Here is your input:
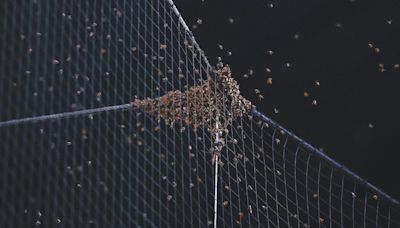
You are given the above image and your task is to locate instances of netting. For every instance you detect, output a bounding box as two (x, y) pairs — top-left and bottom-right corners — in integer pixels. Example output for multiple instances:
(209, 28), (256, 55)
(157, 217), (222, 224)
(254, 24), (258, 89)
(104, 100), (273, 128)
(0, 0), (399, 227)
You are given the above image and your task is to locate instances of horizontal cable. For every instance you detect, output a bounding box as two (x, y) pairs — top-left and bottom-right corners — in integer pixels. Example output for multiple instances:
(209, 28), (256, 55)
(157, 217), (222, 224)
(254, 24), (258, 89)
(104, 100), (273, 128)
(0, 103), (132, 128)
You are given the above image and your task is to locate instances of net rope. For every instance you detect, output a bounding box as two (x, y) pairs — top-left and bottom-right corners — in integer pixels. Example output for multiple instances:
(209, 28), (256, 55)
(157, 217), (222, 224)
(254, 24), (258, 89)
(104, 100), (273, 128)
(0, 0), (399, 227)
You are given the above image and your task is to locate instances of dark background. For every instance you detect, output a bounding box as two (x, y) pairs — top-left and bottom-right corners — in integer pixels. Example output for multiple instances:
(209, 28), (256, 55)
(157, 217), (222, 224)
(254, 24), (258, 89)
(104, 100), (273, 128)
(175, 0), (400, 199)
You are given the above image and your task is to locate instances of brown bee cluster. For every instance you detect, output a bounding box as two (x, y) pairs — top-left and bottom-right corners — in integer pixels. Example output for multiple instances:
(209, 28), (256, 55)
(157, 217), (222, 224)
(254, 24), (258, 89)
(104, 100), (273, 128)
(131, 65), (254, 134)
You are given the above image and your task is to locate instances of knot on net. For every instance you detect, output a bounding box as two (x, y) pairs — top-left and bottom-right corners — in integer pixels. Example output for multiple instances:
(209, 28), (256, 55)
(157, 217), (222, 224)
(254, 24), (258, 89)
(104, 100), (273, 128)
(132, 65), (254, 136)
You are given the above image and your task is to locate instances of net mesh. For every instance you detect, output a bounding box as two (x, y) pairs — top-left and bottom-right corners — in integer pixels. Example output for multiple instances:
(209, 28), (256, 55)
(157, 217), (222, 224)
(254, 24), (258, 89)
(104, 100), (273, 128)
(0, 0), (399, 227)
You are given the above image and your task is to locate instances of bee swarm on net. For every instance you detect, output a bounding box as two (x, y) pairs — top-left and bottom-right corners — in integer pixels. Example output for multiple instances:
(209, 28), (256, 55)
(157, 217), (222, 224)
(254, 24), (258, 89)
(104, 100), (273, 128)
(131, 65), (254, 136)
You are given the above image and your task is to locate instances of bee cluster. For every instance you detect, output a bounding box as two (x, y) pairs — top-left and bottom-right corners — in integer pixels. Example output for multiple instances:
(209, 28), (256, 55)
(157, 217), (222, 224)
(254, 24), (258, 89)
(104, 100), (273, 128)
(132, 65), (254, 137)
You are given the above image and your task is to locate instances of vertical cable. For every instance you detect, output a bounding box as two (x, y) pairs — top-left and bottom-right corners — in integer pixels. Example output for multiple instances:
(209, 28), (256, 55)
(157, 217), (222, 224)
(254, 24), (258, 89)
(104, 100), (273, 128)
(213, 119), (222, 228)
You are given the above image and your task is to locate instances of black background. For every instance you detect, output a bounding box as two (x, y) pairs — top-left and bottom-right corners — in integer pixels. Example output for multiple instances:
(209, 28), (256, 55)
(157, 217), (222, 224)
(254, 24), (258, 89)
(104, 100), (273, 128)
(175, 0), (400, 199)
